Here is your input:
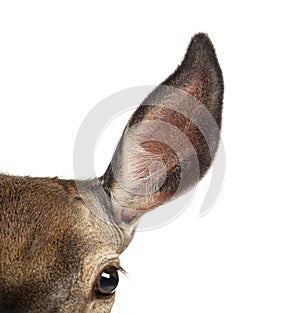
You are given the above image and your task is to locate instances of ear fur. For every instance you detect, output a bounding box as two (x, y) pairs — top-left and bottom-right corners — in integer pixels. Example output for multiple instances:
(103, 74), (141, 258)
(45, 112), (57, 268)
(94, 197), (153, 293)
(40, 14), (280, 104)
(102, 33), (224, 225)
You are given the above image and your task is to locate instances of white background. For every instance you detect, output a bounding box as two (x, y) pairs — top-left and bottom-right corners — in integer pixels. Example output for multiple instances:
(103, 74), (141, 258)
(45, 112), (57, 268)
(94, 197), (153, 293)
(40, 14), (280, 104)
(1, 1), (300, 312)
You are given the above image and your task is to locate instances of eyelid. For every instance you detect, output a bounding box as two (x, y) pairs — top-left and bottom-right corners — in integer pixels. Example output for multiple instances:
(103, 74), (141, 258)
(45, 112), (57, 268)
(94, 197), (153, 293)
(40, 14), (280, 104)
(94, 254), (120, 269)
(87, 254), (127, 281)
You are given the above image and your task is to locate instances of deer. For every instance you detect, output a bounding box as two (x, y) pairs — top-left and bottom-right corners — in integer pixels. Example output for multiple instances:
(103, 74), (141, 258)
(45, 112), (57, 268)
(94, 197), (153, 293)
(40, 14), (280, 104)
(0, 33), (223, 313)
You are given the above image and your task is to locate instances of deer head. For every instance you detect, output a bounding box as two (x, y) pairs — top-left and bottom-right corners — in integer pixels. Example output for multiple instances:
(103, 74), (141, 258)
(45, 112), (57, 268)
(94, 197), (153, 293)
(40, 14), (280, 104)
(0, 33), (223, 313)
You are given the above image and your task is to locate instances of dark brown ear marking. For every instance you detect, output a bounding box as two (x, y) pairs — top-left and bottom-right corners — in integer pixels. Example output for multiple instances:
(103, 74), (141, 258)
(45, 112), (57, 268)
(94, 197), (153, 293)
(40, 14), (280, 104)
(103, 33), (223, 225)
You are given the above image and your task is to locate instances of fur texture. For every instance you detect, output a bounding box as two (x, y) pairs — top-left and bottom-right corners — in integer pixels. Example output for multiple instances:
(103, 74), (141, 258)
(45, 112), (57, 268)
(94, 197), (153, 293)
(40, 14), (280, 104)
(0, 33), (223, 312)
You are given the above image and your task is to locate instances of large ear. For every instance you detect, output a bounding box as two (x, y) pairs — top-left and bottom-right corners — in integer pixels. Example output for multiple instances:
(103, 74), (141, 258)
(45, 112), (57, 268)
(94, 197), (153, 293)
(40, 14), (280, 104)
(102, 33), (223, 225)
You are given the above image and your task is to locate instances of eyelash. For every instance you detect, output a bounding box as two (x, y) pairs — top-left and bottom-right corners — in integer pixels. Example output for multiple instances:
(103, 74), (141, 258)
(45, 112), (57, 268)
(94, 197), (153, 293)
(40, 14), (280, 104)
(118, 266), (127, 276)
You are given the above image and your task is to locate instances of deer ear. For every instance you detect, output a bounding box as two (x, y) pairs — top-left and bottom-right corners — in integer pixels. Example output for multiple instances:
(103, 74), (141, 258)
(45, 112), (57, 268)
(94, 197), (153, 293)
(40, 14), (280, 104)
(102, 33), (224, 226)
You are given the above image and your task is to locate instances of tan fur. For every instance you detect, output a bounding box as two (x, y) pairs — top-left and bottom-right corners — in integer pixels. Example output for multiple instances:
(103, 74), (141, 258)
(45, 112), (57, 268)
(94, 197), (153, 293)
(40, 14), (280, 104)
(0, 175), (130, 312)
(0, 33), (223, 312)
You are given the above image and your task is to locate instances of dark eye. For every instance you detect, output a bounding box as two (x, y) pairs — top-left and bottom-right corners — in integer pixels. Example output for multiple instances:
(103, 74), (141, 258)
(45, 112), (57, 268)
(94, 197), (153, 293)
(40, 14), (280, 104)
(94, 267), (119, 297)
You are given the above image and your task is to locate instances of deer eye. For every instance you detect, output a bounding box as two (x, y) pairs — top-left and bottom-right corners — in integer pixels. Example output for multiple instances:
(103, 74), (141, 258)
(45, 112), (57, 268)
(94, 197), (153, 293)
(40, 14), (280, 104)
(94, 267), (119, 297)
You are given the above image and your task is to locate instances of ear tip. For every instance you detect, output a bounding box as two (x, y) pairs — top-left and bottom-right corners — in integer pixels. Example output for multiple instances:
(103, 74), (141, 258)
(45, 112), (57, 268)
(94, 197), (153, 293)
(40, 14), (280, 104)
(183, 32), (222, 79)
(188, 32), (216, 55)
(191, 32), (211, 42)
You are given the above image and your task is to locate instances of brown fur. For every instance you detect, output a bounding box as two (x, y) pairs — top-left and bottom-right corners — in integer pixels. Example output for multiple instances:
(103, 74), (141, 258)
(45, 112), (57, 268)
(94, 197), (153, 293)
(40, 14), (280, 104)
(0, 175), (130, 312)
(0, 33), (223, 312)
